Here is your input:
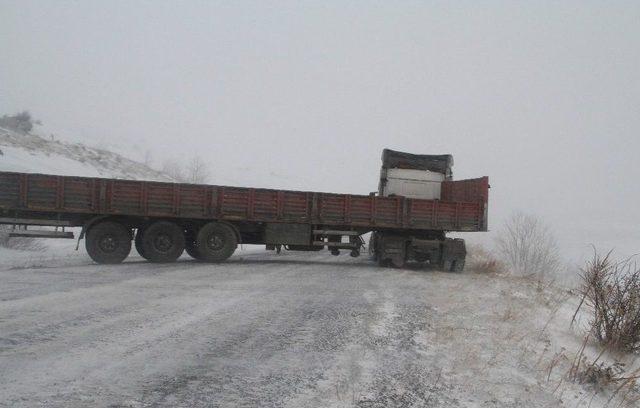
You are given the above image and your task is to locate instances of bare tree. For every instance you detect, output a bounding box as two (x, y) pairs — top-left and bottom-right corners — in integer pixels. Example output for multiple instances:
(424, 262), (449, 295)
(186, 155), (210, 184)
(496, 211), (561, 288)
(161, 156), (210, 183)
(161, 159), (186, 182)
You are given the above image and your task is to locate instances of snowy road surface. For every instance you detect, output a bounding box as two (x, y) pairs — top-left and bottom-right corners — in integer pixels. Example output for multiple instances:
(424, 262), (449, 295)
(1, 248), (570, 407)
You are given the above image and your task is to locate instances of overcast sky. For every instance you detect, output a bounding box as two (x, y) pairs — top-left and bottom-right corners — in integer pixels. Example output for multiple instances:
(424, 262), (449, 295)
(1, 1), (639, 262)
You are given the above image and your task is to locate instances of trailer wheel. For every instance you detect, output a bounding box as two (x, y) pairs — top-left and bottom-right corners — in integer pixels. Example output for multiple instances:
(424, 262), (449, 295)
(134, 228), (151, 260)
(183, 228), (203, 260)
(195, 222), (238, 262)
(86, 221), (132, 264)
(140, 221), (185, 263)
(185, 241), (202, 260)
(368, 233), (379, 261)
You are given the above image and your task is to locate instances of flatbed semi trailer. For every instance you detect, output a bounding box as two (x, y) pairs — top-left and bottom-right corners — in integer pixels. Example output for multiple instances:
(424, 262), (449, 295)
(0, 150), (489, 269)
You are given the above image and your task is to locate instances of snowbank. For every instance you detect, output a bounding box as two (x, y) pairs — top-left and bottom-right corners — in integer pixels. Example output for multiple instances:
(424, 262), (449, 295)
(0, 126), (171, 181)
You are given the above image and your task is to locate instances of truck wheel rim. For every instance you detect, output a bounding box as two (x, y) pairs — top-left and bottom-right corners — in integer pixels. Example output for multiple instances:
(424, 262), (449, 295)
(99, 235), (118, 253)
(153, 234), (173, 253)
(206, 234), (224, 251)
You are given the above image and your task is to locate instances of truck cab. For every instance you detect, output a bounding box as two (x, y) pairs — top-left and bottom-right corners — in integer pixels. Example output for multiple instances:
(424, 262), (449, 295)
(371, 149), (471, 270)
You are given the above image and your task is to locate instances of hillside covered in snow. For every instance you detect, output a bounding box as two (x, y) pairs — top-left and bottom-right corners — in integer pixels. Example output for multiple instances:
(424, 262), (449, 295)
(0, 125), (172, 181)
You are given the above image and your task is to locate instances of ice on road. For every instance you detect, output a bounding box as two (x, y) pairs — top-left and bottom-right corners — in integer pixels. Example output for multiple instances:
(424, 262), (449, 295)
(1, 248), (564, 407)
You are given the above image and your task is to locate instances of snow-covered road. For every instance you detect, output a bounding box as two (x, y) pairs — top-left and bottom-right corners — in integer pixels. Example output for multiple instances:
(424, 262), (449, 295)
(1, 248), (578, 407)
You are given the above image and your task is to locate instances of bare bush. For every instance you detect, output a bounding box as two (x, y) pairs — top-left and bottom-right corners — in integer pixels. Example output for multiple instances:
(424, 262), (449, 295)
(496, 211), (560, 287)
(161, 156), (210, 184)
(0, 225), (47, 251)
(573, 250), (640, 353)
(161, 159), (186, 182)
(0, 111), (38, 133)
(186, 156), (210, 184)
(466, 244), (505, 274)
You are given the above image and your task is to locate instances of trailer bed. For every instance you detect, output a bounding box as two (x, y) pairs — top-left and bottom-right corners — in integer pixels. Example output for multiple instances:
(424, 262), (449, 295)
(0, 172), (488, 232)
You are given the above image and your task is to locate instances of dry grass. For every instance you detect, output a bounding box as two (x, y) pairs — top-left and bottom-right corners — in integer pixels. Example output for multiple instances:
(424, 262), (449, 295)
(564, 333), (640, 406)
(557, 250), (640, 406)
(466, 244), (505, 274)
(573, 250), (640, 353)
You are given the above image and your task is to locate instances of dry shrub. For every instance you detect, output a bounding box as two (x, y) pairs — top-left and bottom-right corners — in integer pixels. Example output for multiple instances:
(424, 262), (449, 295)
(573, 250), (640, 353)
(566, 334), (640, 404)
(0, 111), (36, 133)
(161, 155), (210, 183)
(496, 211), (561, 288)
(466, 244), (505, 274)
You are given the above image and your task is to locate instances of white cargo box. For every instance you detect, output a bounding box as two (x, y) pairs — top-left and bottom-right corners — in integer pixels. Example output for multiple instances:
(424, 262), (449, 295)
(383, 168), (444, 200)
(386, 168), (445, 182)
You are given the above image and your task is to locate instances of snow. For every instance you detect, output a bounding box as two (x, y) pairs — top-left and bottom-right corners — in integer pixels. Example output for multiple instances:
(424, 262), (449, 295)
(1, 245), (637, 407)
(0, 125), (333, 192)
(0, 126), (171, 181)
(0, 145), (104, 178)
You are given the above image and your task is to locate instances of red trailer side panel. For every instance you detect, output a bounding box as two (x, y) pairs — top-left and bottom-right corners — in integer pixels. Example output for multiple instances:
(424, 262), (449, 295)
(0, 172), (488, 232)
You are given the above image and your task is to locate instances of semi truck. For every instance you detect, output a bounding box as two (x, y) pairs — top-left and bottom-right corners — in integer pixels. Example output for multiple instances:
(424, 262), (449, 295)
(0, 149), (489, 270)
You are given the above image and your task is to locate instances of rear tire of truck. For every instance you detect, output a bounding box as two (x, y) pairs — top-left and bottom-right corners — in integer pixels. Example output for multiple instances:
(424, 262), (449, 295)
(140, 221), (185, 263)
(368, 233), (379, 261)
(86, 221), (132, 264)
(134, 228), (150, 260)
(184, 228), (203, 260)
(195, 222), (238, 262)
(185, 241), (202, 260)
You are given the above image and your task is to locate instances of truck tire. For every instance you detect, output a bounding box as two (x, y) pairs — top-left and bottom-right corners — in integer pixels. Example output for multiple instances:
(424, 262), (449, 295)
(185, 242), (200, 259)
(134, 228), (150, 260)
(86, 221), (132, 264)
(195, 222), (238, 262)
(139, 221), (185, 263)
(368, 233), (379, 261)
(184, 228), (205, 260)
(185, 240), (202, 260)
